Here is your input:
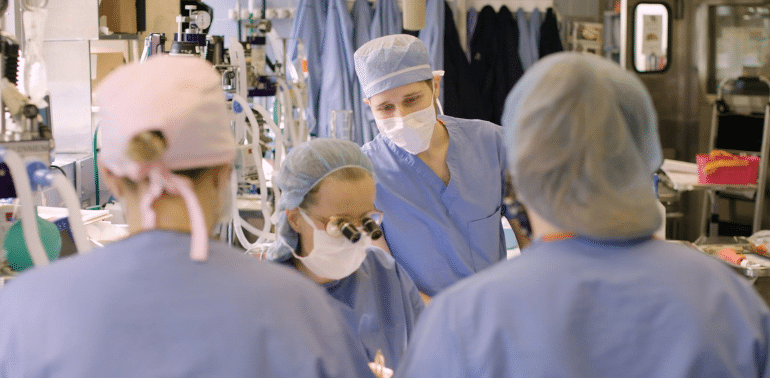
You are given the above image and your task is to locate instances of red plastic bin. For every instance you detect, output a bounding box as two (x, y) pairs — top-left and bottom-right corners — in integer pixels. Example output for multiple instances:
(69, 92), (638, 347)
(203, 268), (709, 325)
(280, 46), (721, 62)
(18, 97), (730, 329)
(697, 152), (760, 185)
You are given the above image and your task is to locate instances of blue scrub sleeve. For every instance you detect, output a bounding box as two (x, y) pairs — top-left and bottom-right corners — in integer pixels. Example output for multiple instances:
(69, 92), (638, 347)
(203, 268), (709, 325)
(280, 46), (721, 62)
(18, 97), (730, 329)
(395, 296), (466, 377)
(497, 125), (508, 208)
(0, 291), (18, 375)
(395, 260), (426, 319)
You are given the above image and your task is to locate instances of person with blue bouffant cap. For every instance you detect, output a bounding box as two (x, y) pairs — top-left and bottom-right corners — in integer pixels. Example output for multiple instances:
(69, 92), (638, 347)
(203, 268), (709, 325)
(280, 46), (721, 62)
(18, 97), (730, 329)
(396, 52), (770, 377)
(267, 138), (424, 373)
(354, 34), (529, 301)
(0, 55), (377, 378)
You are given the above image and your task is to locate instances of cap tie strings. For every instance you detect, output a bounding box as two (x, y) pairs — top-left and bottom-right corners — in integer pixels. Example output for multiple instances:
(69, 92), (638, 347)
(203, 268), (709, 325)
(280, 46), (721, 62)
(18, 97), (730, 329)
(140, 166), (209, 261)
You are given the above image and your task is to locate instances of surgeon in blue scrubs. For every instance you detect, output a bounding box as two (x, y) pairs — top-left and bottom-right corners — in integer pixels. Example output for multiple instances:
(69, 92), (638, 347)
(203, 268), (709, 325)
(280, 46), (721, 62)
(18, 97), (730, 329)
(267, 138), (424, 372)
(396, 52), (770, 377)
(354, 34), (528, 299)
(0, 56), (376, 378)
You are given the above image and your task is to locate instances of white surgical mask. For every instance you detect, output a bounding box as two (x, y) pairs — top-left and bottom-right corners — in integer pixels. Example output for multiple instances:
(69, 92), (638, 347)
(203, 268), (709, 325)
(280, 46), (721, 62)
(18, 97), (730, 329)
(293, 209), (369, 280)
(374, 101), (437, 155)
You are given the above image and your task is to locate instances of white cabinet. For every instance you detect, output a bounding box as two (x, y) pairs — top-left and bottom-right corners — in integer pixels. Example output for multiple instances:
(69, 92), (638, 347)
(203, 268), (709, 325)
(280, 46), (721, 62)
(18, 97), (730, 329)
(37, 0), (98, 154)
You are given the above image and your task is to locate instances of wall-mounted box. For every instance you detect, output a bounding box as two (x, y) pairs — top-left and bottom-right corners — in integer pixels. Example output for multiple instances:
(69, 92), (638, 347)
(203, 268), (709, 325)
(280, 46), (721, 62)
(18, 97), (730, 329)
(90, 51), (125, 92)
(99, 0), (138, 34)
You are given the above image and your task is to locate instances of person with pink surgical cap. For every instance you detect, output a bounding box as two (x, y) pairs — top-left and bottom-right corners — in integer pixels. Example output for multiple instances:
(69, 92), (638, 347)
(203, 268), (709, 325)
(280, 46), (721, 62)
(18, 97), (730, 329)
(0, 55), (376, 378)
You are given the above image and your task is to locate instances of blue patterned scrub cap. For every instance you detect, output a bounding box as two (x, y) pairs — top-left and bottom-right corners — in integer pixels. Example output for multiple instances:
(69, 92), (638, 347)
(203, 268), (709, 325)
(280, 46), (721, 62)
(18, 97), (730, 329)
(267, 138), (374, 261)
(354, 34), (434, 98)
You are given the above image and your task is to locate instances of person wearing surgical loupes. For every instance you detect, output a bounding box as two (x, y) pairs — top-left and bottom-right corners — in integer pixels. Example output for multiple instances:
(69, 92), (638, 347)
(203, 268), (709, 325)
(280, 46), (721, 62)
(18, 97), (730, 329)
(267, 138), (424, 373)
(354, 34), (530, 299)
(0, 56), (377, 378)
(396, 52), (770, 377)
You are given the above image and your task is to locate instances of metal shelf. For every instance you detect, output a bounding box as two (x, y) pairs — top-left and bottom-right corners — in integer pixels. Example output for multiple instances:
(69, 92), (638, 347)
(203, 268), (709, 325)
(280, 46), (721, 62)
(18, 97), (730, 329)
(98, 33), (140, 40)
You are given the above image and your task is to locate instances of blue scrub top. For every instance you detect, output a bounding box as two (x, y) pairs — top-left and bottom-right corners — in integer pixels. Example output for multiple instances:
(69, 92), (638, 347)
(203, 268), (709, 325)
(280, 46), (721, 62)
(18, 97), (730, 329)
(0, 231), (376, 378)
(396, 237), (770, 377)
(282, 247), (424, 370)
(362, 115), (508, 296)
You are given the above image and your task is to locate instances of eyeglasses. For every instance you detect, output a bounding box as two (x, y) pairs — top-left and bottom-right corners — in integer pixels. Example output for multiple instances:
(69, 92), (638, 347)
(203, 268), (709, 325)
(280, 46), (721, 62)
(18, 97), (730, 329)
(303, 210), (384, 243)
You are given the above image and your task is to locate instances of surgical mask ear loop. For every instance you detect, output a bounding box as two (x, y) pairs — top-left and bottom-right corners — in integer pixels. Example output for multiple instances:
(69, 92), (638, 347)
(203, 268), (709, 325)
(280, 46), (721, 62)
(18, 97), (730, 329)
(431, 72), (445, 115)
(431, 80), (444, 116)
(435, 98), (444, 116)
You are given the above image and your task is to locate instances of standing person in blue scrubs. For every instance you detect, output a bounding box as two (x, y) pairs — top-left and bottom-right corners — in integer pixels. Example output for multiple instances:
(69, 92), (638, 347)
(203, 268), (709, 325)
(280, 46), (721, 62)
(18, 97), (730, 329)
(396, 52), (770, 377)
(267, 138), (424, 373)
(354, 34), (528, 299)
(0, 56), (376, 378)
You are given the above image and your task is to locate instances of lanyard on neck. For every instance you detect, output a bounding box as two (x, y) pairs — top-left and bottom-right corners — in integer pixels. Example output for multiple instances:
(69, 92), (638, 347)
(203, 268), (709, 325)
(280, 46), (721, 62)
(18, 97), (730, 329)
(540, 232), (576, 243)
(540, 232), (657, 246)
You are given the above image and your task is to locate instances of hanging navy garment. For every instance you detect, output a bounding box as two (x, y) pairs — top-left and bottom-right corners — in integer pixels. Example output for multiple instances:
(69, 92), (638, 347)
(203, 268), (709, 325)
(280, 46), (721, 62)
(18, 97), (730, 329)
(469, 5), (498, 123)
(539, 7), (563, 57)
(493, 6), (524, 124)
(289, 0), (329, 136)
(443, 1), (481, 119)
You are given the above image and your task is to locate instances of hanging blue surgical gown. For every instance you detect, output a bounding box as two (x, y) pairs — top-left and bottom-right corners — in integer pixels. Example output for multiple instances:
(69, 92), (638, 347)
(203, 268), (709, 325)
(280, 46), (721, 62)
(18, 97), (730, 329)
(293, 0), (369, 144)
(351, 0), (375, 144)
(517, 8), (541, 70)
(466, 7), (479, 62)
(361, 115), (508, 296)
(396, 237), (770, 377)
(419, 0), (445, 104)
(318, 0), (358, 140)
(351, 0), (372, 50)
(281, 247), (424, 370)
(370, 0), (401, 40)
(0, 231), (376, 378)
(290, 0), (329, 136)
(361, 0), (403, 144)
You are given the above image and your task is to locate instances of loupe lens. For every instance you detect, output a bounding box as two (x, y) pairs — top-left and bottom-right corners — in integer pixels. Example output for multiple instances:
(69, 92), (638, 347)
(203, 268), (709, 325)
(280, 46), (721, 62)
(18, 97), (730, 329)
(362, 217), (382, 240)
(339, 222), (361, 243)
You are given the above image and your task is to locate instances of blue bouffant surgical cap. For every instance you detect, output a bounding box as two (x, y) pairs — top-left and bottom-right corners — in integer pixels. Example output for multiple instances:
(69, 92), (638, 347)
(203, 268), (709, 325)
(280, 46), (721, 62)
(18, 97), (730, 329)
(267, 138), (375, 261)
(501, 52), (663, 240)
(354, 34), (434, 98)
